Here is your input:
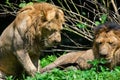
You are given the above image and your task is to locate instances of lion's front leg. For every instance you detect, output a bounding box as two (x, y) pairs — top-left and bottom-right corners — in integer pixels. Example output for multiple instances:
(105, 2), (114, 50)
(30, 56), (41, 71)
(15, 50), (37, 76)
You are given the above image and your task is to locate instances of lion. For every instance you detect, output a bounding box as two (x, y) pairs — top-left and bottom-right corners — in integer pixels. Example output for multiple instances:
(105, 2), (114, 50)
(0, 2), (64, 79)
(93, 22), (120, 69)
(40, 22), (120, 73)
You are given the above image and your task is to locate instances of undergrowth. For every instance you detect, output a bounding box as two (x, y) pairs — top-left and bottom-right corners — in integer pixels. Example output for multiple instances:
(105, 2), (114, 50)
(23, 68), (120, 80)
(6, 55), (120, 80)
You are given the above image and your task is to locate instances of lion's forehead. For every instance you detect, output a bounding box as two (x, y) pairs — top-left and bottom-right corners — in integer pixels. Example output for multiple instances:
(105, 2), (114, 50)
(49, 22), (63, 30)
(96, 31), (119, 43)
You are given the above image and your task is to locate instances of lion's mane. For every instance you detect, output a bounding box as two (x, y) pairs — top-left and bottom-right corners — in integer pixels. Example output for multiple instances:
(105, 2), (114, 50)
(93, 22), (120, 69)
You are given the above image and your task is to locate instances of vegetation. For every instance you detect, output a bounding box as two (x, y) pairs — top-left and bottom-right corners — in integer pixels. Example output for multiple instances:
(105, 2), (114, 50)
(24, 68), (120, 80)
(6, 55), (120, 80)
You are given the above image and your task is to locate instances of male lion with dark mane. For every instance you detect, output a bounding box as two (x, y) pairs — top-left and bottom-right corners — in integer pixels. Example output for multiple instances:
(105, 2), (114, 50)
(0, 2), (64, 79)
(93, 22), (120, 69)
(40, 22), (120, 73)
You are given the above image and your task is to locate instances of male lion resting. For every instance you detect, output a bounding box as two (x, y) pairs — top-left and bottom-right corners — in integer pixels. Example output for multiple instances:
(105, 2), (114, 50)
(0, 2), (64, 79)
(40, 22), (120, 73)
(93, 22), (120, 69)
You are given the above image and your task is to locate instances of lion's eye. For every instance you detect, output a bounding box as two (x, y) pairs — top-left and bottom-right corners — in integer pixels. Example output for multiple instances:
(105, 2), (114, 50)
(97, 42), (102, 45)
(51, 29), (57, 33)
(108, 42), (116, 46)
(108, 42), (113, 45)
(49, 30), (58, 36)
(48, 29), (57, 36)
(41, 16), (47, 22)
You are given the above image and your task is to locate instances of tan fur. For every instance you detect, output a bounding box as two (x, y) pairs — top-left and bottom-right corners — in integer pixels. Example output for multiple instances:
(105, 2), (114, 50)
(93, 26), (120, 69)
(40, 49), (94, 73)
(0, 2), (64, 78)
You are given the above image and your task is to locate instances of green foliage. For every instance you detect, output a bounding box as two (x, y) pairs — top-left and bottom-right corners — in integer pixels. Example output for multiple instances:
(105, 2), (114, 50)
(95, 14), (107, 26)
(6, 68), (120, 80)
(19, 1), (33, 8)
(22, 68), (120, 80)
(88, 58), (109, 72)
(76, 23), (87, 29)
(19, 0), (47, 8)
(5, 76), (14, 80)
(40, 55), (57, 67)
(6, 55), (120, 80)
(88, 58), (107, 67)
(5, 0), (10, 5)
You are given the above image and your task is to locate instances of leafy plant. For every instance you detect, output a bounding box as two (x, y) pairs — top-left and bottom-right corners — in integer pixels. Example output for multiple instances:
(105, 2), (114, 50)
(5, 0), (11, 5)
(19, 0), (47, 8)
(76, 23), (87, 29)
(19, 1), (33, 8)
(88, 58), (108, 71)
(95, 14), (107, 26)
(5, 76), (14, 80)
(40, 55), (57, 67)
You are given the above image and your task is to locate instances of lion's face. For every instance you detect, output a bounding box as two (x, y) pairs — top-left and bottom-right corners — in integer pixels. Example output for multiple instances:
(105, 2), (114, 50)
(19, 3), (65, 48)
(36, 5), (64, 47)
(41, 27), (62, 47)
(93, 23), (120, 65)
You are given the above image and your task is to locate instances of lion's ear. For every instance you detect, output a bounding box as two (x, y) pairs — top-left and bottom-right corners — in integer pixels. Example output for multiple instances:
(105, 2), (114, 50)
(56, 9), (64, 22)
(46, 9), (56, 21)
(18, 6), (34, 14)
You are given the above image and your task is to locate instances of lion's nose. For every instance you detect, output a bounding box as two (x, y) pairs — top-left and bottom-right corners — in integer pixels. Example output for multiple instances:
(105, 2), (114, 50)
(54, 33), (61, 43)
(99, 48), (108, 56)
(54, 37), (61, 44)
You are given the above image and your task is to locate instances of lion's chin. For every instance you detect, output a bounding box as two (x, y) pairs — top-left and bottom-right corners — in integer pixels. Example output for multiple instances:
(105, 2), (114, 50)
(44, 41), (60, 47)
(104, 58), (112, 63)
(44, 43), (56, 48)
(99, 55), (112, 63)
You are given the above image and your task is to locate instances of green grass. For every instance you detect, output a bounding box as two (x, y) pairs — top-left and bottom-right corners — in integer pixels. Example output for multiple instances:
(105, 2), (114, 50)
(6, 55), (120, 80)
(14, 67), (120, 80)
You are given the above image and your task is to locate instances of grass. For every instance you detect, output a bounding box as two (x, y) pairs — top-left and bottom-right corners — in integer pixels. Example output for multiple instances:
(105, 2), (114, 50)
(24, 68), (120, 80)
(10, 67), (120, 80)
(6, 54), (120, 80)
